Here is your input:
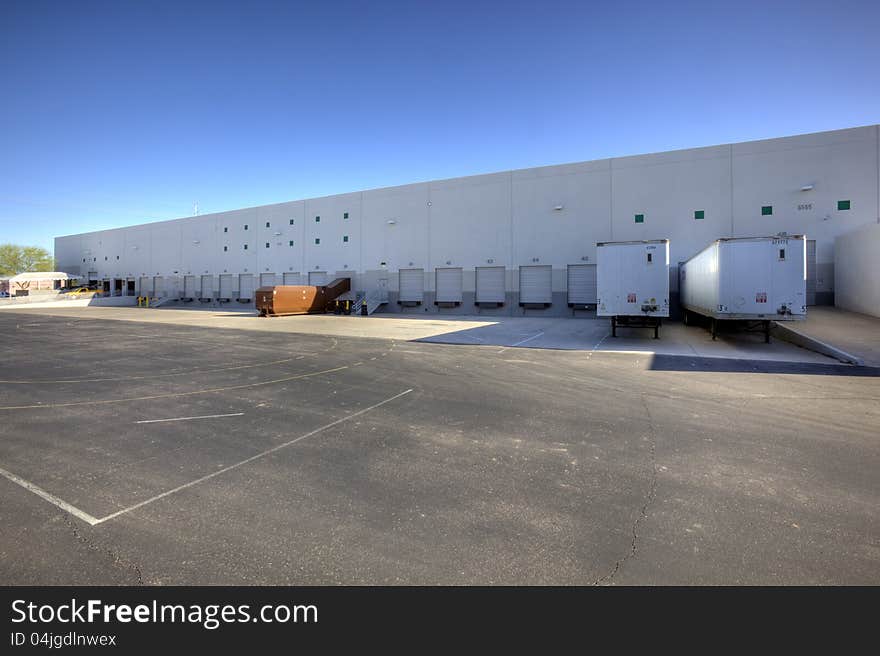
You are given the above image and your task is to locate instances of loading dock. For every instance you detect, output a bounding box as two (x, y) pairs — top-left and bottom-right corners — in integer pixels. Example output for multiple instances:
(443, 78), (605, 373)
(200, 275), (213, 301)
(567, 264), (597, 307)
(218, 274), (233, 302)
(238, 273), (255, 303)
(309, 271), (328, 286)
(519, 265), (552, 307)
(435, 267), (463, 305)
(183, 275), (197, 300)
(476, 266), (505, 306)
(260, 272), (276, 288)
(807, 239), (817, 306)
(398, 268), (424, 306)
(283, 272), (301, 285)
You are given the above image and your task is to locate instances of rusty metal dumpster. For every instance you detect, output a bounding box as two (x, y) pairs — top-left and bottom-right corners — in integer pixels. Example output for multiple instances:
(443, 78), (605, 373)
(256, 278), (351, 316)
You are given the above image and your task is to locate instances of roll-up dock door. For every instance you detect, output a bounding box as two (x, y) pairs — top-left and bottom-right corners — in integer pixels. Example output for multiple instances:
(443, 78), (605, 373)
(398, 268), (424, 304)
(218, 274), (233, 300)
(260, 272), (276, 288)
(283, 272), (301, 285)
(238, 273), (255, 302)
(153, 276), (165, 298)
(183, 275), (197, 298)
(567, 264), (597, 305)
(200, 275), (213, 299)
(519, 266), (552, 305)
(476, 266), (505, 305)
(308, 271), (328, 286)
(139, 277), (152, 296)
(806, 240), (817, 306)
(435, 267), (463, 304)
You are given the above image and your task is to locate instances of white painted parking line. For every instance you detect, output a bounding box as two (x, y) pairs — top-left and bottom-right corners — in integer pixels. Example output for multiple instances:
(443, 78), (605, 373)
(0, 365), (348, 411)
(135, 412), (245, 424)
(511, 331), (544, 347)
(591, 332), (611, 351)
(498, 330), (545, 353)
(1, 388), (414, 526)
(93, 388), (414, 525)
(0, 466), (100, 526)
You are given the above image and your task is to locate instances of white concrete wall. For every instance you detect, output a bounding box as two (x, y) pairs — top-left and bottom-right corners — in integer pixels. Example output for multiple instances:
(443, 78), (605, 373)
(56, 125), (880, 314)
(834, 223), (880, 318)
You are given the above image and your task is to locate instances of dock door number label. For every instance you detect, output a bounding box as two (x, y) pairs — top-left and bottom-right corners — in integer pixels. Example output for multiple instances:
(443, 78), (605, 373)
(756, 292), (767, 303)
(627, 293), (637, 303)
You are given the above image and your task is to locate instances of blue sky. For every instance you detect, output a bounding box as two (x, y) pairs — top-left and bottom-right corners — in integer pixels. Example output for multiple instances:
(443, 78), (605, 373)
(1, 0), (878, 253)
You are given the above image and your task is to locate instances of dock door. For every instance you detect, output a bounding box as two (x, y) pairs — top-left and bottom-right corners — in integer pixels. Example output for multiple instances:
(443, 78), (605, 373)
(398, 268), (424, 305)
(200, 275), (213, 300)
(238, 274), (255, 302)
(218, 274), (233, 301)
(519, 265), (552, 306)
(183, 275), (197, 298)
(435, 267), (463, 304)
(309, 271), (328, 286)
(567, 264), (597, 306)
(476, 266), (505, 305)
(806, 239), (817, 306)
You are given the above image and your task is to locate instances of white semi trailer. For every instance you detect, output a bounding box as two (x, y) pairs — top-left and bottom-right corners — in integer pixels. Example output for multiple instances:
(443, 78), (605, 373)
(679, 235), (807, 342)
(597, 239), (670, 339)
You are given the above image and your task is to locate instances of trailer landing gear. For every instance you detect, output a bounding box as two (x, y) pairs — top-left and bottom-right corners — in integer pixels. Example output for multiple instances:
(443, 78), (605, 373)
(706, 317), (771, 343)
(611, 315), (662, 339)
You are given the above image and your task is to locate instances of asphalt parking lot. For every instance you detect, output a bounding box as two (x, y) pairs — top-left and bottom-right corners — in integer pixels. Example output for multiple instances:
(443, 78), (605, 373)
(0, 309), (878, 585)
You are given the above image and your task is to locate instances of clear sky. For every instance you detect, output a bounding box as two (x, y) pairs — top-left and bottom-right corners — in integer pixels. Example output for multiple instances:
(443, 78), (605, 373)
(1, 0), (878, 253)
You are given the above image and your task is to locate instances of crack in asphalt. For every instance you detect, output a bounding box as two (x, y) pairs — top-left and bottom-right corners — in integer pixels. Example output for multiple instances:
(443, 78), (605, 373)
(593, 394), (659, 585)
(61, 515), (144, 584)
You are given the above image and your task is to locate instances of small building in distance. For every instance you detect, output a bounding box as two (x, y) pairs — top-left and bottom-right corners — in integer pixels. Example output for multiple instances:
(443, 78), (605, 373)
(1, 272), (81, 297)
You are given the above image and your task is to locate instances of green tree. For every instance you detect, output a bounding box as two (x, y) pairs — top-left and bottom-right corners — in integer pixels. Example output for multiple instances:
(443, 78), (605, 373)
(0, 244), (55, 276)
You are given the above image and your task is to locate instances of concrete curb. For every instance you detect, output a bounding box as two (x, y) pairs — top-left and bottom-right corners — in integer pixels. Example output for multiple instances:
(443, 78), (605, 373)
(0, 297), (137, 310)
(771, 322), (864, 365)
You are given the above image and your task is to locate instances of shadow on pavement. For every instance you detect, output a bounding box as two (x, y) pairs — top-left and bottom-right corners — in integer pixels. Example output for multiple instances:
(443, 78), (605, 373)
(648, 353), (880, 377)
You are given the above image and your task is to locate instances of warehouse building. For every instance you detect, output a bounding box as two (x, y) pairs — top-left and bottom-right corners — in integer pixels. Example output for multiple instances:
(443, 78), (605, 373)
(55, 125), (880, 316)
